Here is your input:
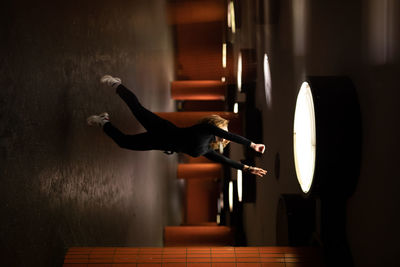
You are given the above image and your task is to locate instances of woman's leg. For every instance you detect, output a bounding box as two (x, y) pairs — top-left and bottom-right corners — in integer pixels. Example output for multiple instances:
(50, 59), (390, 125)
(116, 84), (177, 133)
(103, 122), (162, 151)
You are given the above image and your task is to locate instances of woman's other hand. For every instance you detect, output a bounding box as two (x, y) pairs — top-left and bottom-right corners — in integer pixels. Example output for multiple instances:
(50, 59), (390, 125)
(250, 167), (267, 177)
(250, 143), (266, 154)
(244, 165), (268, 178)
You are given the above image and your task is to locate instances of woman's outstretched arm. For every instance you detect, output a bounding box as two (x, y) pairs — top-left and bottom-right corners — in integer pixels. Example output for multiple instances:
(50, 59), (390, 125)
(203, 150), (267, 177)
(206, 124), (251, 146)
(206, 124), (266, 154)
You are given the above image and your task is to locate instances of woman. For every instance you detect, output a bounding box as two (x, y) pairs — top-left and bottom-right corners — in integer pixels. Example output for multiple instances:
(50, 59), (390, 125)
(87, 75), (267, 177)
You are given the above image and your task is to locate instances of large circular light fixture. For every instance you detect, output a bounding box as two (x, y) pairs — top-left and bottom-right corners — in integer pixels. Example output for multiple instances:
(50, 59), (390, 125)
(293, 76), (361, 196)
(293, 82), (316, 193)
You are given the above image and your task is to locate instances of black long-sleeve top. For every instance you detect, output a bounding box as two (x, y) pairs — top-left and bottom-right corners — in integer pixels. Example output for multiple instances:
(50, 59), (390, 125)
(169, 123), (252, 170)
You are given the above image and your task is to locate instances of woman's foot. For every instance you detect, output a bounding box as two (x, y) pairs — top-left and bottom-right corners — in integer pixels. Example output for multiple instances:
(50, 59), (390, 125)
(100, 75), (121, 88)
(87, 112), (110, 127)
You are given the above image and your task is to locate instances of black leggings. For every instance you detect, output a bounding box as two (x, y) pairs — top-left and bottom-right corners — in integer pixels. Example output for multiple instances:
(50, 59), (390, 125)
(103, 84), (177, 151)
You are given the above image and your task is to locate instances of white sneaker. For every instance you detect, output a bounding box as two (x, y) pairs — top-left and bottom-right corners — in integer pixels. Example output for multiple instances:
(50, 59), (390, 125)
(100, 75), (121, 88)
(87, 112), (110, 127)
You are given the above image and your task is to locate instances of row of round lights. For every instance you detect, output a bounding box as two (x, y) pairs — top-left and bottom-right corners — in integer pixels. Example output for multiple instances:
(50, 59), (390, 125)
(223, 1), (317, 199)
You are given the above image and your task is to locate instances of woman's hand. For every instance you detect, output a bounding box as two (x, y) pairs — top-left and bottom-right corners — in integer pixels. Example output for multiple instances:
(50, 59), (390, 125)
(250, 167), (267, 177)
(250, 143), (266, 154)
(244, 165), (268, 178)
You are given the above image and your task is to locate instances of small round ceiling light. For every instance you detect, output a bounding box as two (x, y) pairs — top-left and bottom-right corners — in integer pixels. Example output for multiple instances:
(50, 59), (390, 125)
(237, 52), (242, 92)
(227, 1), (236, 33)
(237, 170), (243, 202)
(233, 103), (239, 113)
(222, 43), (227, 68)
(229, 181), (234, 212)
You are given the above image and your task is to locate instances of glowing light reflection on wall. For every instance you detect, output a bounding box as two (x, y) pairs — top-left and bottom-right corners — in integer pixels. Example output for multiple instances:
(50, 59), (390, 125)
(263, 53), (272, 109)
(292, 0), (307, 56)
(217, 192), (223, 213)
(366, 0), (399, 64)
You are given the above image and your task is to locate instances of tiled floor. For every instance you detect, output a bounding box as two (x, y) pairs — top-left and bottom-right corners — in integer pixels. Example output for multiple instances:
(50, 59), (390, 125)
(63, 247), (324, 267)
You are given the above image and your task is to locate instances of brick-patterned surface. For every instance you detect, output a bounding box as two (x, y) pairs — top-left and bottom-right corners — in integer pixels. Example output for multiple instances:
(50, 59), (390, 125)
(63, 247), (324, 267)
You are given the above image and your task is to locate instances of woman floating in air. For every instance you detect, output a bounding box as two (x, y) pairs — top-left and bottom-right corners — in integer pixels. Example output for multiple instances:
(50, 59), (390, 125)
(87, 75), (268, 177)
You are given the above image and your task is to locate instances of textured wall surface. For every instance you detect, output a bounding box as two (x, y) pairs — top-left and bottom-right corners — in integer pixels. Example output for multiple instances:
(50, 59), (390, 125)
(240, 1), (400, 267)
(0, 0), (182, 266)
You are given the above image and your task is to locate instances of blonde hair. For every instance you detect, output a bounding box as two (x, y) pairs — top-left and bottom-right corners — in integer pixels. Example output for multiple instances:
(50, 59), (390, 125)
(198, 115), (230, 150)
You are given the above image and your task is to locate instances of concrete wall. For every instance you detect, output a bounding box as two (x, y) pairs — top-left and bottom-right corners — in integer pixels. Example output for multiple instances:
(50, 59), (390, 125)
(0, 1), (181, 266)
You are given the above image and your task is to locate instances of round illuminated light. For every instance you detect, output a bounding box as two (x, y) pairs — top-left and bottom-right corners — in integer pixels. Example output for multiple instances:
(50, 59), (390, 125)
(229, 181), (233, 212)
(263, 53), (272, 108)
(222, 43), (227, 68)
(293, 76), (361, 197)
(227, 1), (236, 33)
(293, 82), (316, 194)
(237, 52), (242, 92)
(237, 170), (242, 202)
(233, 103), (238, 113)
(227, 3), (231, 27)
